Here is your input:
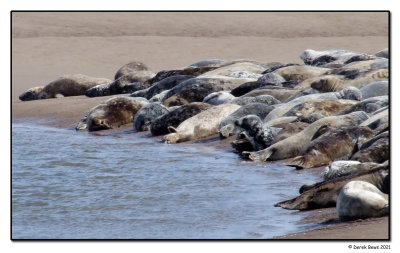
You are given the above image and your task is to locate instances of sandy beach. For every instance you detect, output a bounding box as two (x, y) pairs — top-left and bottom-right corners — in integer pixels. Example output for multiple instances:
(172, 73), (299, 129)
(11, 11), (389, 239)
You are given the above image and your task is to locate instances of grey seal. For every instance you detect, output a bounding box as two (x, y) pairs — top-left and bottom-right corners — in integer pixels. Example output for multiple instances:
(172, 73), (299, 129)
(203, 91), (235, 105)
(76, 96), (148, 131)
(114, 61), (150, 80)
(300, 49), (361, 66)
(360, 81), (388, 99)
(218, 103), (276, 138)
(337, 181), (388, 220)
(19, 74), (111, 101)
(85, 71), (155, 97)
(133, 103), (170, 132)
(162, 77), (253, 107)
(337, 96), (388, 115)
(275, 162), (388, 210)
(245, 111), (369, 161)
(164, 104), (241, 144)
(150, 102), (213, 136)
(351, 131), (389, 163)
(264, 86), (362, 122)
(233, 115), (282, 151)
(231, 95), (280, 106)
(286, 126), (373, 169)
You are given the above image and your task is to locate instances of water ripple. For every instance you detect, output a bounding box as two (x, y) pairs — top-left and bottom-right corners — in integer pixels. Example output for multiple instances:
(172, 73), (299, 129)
(12, 122), (321, 239)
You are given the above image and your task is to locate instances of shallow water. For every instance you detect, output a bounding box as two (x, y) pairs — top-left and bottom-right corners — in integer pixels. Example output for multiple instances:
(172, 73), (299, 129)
(12, 122), (323, 239)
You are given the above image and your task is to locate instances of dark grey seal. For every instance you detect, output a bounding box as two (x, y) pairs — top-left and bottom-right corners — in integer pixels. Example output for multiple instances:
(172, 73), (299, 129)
(145, 75), (195, 99)
(146, 66), (217, 85)
(233, 115), (282, 151)
(150, 102), (213, 136)
(134, 103), (170, 132)
(218, 103), (276, 138)
(351, 131), (389, 163)
(162, 77), (250, 107)
(86, 71), (154, 97)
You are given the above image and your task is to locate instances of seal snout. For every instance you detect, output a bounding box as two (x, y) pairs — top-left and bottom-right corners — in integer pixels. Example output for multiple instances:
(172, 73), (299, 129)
(164, 133), (179, 144)
(219, 124), (235, 138)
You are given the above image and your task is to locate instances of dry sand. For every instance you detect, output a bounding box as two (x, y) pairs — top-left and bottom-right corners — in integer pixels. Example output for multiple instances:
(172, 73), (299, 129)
(11, 11), (389, 240)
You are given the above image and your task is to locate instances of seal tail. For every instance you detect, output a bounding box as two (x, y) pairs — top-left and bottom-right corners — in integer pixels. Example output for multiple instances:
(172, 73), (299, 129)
(241, 148), (274, 162)
(285, 156), (306, 170)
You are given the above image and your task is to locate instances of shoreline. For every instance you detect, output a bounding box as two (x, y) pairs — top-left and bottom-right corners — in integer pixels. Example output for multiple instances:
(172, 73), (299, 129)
(11, 11), (389, 240)
(12, 100), (389, 240)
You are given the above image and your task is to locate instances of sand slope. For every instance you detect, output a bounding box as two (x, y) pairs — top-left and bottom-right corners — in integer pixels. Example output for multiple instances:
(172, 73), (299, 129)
(11, 12), (389, 239)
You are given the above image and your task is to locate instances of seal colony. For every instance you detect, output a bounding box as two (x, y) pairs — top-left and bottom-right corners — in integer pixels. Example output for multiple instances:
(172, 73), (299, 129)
(20, 48), (390, 225)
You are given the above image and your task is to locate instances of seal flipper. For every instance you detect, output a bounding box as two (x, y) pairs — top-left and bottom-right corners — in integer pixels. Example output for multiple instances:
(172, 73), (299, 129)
(285, 156), (306, 170)
(274, 196), (310, 210)
(164, 133), (180, 144)
(247, 148), (275, 161)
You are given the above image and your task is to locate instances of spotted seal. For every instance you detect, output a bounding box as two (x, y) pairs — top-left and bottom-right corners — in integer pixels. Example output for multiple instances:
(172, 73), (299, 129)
(76, 96), (148, 132)
(232, 120), (308, 153)
(321, 161), (384, 181)
(133, 103), (170, 132)
(232, 115), (282, 151)
(218, 103), (276, 138)
(227, 71), (262, 79)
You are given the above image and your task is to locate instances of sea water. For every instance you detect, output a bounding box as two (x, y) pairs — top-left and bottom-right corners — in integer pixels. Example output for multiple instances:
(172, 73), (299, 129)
(12, 122), (322, 239)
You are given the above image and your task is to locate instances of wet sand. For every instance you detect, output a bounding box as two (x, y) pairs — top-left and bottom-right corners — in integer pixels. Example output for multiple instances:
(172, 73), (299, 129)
(275, 208), (389, 239)
(11, 11), (389, 239)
